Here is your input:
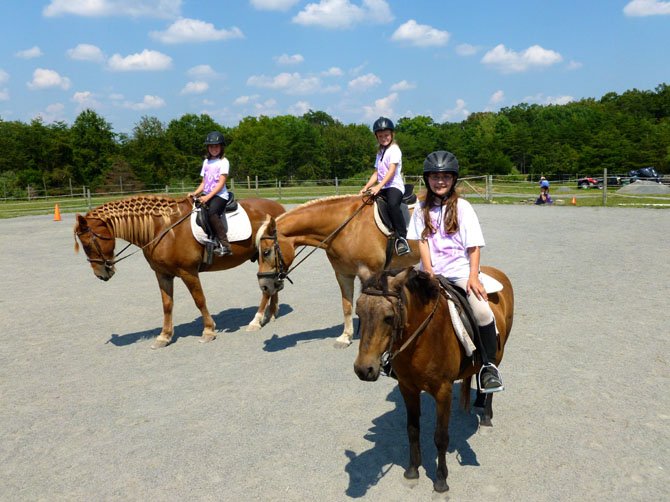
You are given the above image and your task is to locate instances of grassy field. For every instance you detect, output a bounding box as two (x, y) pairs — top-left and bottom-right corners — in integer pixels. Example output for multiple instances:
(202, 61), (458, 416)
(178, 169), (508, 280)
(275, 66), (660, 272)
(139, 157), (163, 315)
(1, 178), (669, 219)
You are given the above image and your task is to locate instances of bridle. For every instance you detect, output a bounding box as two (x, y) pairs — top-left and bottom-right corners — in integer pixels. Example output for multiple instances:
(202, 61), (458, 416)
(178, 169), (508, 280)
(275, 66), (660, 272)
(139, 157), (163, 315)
(360, 274), (440, 363)
(256, 194), (374, 285)
(76, 207), (195, 272)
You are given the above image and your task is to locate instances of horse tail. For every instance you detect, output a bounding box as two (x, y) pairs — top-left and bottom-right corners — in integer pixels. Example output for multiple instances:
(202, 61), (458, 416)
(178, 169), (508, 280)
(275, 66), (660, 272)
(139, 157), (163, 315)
(459, 375), (472, 411)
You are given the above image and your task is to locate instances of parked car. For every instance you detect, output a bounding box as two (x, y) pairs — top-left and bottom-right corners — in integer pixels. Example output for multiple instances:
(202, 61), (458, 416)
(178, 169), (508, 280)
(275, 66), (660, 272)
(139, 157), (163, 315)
(629, 167), (661, 183)
(596, 175), (624, 187)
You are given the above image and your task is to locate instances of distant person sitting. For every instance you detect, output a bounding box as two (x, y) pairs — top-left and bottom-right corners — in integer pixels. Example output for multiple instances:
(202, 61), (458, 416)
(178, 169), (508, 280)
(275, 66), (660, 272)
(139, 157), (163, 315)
(535, 177), (552, 205)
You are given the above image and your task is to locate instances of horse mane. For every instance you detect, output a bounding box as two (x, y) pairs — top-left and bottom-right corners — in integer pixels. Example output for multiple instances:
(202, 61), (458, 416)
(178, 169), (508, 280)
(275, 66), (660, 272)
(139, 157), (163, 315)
(86, 195), (187, 245)
(276, 194), (359, 222)
(361, 267), (440, 307)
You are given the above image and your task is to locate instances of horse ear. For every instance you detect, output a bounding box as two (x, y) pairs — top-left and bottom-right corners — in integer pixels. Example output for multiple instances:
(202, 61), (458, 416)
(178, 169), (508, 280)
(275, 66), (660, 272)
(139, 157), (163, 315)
(268, 215), (277, 233)
(76, 214), (88, 232)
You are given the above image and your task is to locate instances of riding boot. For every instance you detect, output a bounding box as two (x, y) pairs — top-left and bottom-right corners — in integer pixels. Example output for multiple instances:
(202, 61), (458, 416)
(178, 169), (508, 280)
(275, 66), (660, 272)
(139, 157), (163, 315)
(478, 321), (504, 394)
(209, 215), (232, 256)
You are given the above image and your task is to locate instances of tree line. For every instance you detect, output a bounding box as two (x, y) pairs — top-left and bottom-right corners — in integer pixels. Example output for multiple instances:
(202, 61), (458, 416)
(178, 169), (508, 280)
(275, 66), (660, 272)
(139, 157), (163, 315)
(1, 83), (668, 197)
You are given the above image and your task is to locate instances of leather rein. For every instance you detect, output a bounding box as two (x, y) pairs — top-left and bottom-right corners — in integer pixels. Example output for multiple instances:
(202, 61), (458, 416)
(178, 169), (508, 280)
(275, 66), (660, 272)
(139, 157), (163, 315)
(77, 207), (196, 272)
(360, 279), (440, 361)
(256, 194), (374, 284)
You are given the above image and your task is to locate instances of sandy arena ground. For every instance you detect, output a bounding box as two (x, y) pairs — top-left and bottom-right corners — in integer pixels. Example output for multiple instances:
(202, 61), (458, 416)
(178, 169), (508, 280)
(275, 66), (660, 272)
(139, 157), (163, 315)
(0, 204), (668, 501)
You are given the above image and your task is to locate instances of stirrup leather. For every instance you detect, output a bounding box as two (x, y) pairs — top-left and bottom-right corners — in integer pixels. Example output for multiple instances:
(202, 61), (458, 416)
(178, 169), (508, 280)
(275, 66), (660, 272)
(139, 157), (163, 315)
(477, 363), (504, 394)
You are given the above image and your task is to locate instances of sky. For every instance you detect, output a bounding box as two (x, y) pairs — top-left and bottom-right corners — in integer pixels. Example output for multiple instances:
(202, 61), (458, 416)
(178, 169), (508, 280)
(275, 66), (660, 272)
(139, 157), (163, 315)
(0, 0), (669, 134)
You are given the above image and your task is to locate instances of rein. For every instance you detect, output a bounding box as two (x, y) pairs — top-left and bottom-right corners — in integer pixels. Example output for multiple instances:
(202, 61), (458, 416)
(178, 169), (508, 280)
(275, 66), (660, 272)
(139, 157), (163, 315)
(361, 279), (440, 360)
(78, 206), (196, 270)
(258, 194), (374, 283)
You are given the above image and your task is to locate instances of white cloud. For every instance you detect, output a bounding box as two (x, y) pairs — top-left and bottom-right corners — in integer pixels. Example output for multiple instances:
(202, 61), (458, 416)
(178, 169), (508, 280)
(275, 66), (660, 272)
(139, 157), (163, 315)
(566, 60), (583, 71)
(43, 0), (181, 19)
(107, 50), (172, 71)
(187, 65), (217, 79)
(151, 18), (244, 44)
(624, 0), (670, 16)
(348, 73), (381, 92)
(0, 89), (8, 101)
(35, 102), (66, 123)
(15, 46), (43, 59)
(293, 0), (393, 29)
(67, 44), (105, 62)
(72, 91), (102, 109)
(250, 0), (300, 11)
(391, 20), (449, 47)
(321, 67), (343, 77)
(455, 43), (478, 56)
(180, 81), (209, 95)
(233, 95), (260, 106)
(362, 92), (398, 120)
(440, 99), (469, 122)
(390, 80), (415, 92)
(122, 95), (166, 110)
(481, 44), (563, 73)
(489, 90), (504, 106)
(0, 70), (8, 84)
(276, 53), (304, 65)
(288, 100), (311, 115)
(247, 72), (322, 94)
(27, 68), (71, 90)
(522, 93), (574, 106)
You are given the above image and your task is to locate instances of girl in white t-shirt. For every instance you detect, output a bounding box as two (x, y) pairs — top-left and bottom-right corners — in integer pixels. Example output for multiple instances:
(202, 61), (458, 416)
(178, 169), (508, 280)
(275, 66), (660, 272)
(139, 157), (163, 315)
(407, 150), (504, 393)
(189, 131), (232, 256)
(359, 117), (410, 256)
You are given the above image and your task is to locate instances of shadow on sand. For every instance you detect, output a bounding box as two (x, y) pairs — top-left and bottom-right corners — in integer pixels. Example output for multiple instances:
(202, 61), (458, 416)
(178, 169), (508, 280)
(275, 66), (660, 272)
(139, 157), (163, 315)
(343, 383), (481, 497)
(106, 304), (294, 347)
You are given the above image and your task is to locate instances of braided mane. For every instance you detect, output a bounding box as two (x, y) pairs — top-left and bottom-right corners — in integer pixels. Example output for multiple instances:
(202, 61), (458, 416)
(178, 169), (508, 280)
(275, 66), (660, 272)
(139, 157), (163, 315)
(277, 194), (359, 222)
(87, 195), (186, 245)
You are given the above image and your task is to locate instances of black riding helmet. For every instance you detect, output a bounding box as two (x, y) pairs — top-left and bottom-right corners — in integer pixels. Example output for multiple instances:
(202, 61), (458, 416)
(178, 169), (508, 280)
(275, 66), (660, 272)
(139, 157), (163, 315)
(372, 116), (395, 132)
(204, 131), (225, 145)
(423, 150), (459, 179)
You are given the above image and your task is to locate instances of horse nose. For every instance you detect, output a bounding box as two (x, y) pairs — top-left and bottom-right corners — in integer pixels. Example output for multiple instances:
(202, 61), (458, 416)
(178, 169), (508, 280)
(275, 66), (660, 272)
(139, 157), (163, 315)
(354, 362), (379, 382)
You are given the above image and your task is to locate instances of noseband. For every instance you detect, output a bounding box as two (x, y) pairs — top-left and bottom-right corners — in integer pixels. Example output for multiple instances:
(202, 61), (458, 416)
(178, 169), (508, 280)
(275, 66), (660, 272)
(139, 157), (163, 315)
(256, 231), (293, 285)
(361, 277), (440, 361)
(77, 227), (133, 273)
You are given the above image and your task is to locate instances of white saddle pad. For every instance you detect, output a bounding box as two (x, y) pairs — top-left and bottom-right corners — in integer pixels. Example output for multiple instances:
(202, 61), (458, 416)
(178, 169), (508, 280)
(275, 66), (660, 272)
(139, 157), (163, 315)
(190, 204), (252, 245)
(480, 272), (503, 293)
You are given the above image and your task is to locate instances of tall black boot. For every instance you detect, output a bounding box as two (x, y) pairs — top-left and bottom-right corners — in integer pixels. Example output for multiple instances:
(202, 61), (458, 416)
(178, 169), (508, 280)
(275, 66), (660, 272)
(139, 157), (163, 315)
(209, 215), (232, 256)
(478, 321), (504, 393)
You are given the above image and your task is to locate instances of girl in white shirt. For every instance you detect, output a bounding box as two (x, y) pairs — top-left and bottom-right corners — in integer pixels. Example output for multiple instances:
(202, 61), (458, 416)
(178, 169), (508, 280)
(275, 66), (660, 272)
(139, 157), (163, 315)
(407, 150), (504, 393)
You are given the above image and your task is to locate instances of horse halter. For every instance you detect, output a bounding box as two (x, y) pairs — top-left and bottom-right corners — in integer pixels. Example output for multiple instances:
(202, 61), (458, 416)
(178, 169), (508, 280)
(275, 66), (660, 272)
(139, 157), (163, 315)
(256, 230), (293, 285)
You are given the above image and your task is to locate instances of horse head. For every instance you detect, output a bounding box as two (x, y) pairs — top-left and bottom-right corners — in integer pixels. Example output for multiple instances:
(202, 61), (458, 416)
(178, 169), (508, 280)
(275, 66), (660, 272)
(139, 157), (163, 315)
(74, 214), (116, 281)
(255, 215), (295, 295)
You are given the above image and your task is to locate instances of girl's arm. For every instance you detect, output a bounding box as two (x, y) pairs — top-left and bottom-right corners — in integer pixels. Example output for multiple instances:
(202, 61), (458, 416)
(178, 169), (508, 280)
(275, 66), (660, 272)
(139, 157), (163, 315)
(189, 179), (205, 198)
(419, 239), (433, 276)
(466, 246), (487, 301)
(368, 163), (397, 195)
(360, 171), (379, 194)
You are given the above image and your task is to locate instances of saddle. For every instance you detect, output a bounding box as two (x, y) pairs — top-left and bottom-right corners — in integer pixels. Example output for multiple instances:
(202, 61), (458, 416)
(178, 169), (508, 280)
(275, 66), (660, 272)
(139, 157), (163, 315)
(374, 184), (417, 235)
(195, 191), (238, 237)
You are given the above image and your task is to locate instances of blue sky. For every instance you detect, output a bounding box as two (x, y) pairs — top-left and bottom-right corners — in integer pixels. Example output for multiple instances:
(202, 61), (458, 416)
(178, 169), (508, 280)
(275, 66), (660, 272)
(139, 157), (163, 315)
(0, 0), (668, 134)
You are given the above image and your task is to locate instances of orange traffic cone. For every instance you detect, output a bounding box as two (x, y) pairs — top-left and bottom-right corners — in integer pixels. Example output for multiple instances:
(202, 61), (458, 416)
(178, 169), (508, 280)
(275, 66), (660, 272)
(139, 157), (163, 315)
(571, 196), (577, 206)
(53, 204), (61, 221)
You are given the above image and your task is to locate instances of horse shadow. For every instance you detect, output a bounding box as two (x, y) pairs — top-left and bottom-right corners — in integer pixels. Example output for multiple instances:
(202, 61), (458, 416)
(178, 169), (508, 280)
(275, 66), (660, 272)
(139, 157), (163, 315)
(343, 383), (480, 498)
(106, 304), (294, 347)
(262, 323), (344, 352)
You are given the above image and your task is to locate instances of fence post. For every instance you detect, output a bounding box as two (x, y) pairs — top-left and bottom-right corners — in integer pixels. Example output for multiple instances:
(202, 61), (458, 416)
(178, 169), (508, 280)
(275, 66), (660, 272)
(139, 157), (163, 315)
(335, 177), (339, 195)
(278, 180), (282, 201)
(86, 188), (91, 210)
(255, 176), (259, 196)
(602, 168), (607, 206)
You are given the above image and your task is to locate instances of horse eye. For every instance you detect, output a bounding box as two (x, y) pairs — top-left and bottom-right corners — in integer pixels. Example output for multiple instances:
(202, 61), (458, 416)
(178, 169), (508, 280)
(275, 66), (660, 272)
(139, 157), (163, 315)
(383, 316), (394, 325)
(262, 249), (272, 258)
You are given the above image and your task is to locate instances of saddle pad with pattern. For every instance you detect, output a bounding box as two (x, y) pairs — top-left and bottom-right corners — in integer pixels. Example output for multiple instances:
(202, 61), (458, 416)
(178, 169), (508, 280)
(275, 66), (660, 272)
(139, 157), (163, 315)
(190, 204), (251, 245)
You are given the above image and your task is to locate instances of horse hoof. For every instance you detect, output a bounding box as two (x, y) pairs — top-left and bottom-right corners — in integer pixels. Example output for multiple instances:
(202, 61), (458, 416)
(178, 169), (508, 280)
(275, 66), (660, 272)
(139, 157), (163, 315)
(333, 335), (352, 349)
(479, 417), (493, 428)
(199, 334), (216, 343)
(245, 323), (261, 332)
(151, 339), (169, 349)
(403, 467), (419, 480)
(433, 479), (449, 493)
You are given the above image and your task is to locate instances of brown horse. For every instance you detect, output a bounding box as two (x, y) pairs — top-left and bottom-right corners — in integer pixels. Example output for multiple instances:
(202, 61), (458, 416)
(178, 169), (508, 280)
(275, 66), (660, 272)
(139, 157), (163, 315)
(74, 194), (285, 349)
(255, 195), (419, 347)
(353, 266), (514, 493)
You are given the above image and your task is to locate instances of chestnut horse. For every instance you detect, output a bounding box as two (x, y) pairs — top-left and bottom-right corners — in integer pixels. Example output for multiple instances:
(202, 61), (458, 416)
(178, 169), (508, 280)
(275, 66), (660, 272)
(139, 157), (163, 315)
(353, 266), (514, 493)
(74, 194), (285, 349)
(255, 195), (419, 347)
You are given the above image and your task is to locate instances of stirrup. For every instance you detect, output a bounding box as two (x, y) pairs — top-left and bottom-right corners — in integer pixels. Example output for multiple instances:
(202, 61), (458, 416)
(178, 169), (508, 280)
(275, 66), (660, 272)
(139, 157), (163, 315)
(478, 363), (504, 394)
(395, 237), (410, 256)
(213, 242), (232, 256)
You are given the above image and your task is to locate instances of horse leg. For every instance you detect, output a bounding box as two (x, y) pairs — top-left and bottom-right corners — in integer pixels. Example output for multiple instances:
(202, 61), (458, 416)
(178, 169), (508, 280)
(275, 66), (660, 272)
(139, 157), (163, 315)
(474, 391), (494, 427)
(179, 272), (216, 343)
(399, 383), (422, 482)
(245, 291), (277, 331)
(152, 273), (175, 349)
(333, 271), (356, 348)
(433, 384), (454, 493)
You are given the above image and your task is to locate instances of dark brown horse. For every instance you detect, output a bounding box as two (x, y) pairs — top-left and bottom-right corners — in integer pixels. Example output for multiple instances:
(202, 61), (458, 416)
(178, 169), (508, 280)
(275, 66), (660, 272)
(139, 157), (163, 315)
(353, 266), (514, 492)
(255, 195), (419, 347)
(74, 194), (285, 348)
